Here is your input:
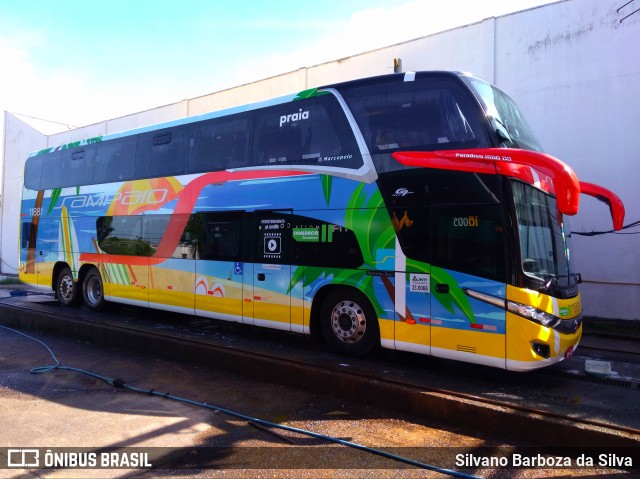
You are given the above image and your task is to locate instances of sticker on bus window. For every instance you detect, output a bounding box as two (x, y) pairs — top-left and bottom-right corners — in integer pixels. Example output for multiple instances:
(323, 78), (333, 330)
(410, 274), (431, 293)
(292, 227), (320, 242)
(263, 234), (282, 258)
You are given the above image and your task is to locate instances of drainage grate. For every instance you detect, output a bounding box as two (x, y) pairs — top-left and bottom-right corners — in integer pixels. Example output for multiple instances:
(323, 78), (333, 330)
(545, 369), (640, 390)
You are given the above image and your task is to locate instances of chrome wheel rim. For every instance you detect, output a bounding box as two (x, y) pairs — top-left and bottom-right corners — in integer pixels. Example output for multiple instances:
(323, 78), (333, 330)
(330, 300), (366, 344)
(85, 276), (102, 306)
(59, 274), (75, 302)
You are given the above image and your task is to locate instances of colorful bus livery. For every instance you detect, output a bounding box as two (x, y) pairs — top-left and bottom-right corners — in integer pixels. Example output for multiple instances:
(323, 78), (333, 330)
(20, 71), (625, 371)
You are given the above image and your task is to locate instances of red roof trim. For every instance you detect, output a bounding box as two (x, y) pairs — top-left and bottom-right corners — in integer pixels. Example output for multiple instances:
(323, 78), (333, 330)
(392, 149), (580, 216)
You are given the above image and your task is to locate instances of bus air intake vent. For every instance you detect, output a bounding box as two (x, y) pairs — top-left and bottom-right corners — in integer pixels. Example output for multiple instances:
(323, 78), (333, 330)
(457, 345), (477, 354)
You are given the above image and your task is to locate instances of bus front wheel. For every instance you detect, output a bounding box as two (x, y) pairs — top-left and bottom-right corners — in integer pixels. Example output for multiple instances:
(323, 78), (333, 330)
(83, 268), (105, 310)
(321, 289), (379, 357)
(56, 266), (82, 306)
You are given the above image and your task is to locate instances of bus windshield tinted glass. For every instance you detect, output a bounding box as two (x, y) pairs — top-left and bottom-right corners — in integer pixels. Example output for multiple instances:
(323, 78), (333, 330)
(513, 181), (575, 287)
(340, 77), (485, 153)
(464, 77), (543, 152)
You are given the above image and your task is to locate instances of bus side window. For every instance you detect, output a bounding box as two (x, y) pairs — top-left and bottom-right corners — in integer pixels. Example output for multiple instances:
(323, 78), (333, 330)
(198, 212), (243, 262)
(392, 207), (430, 264)
(253, 95), (362, 169)
(291, 216), (364, 269)
(253, 112), (303, 166)
(97, 216), (148, 256)
(176, 214), (204, 260)
(190, 116), (250, 174)
(24, 156), (45, 191)
(21, 222), (33, 248)
(24, 153), (62, 191)
(431, 204), (506, 281)
(136, 129), (188, 179)
(141, 215), (172, 257)
(60, 148), (94, 188)
(94, 138), (136, 184)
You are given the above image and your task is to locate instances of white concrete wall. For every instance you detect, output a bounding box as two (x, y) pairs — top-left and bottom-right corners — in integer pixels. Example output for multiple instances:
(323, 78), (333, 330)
(2, 0), (638, 319)
(492, 0), (640, 319)
(0, 113), (47, 275)
(188, 70), (308, 116)
(306, 19), (497, 86)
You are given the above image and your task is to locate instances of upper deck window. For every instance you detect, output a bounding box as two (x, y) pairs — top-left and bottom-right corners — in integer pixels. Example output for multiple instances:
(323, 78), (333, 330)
(339, 76), (488, 155)
(463, 77), (543, 152)
(253, 93), (363, 170)
(190, 115), (251, 173)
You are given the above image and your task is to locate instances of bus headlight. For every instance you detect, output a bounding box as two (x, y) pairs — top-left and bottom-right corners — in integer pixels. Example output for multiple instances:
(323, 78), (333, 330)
(463, 289), (561, 329)
(506, 301), (560, 328)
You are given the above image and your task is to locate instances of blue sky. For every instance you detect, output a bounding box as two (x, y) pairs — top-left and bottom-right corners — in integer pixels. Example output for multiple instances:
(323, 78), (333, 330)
(0, 0), (556, 134)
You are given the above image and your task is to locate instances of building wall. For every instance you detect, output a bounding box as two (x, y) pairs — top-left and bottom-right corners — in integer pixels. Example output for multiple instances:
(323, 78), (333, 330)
(493, 0), (640, 319)
(2, 0), (638, 318)
(0, 113), (47, 275)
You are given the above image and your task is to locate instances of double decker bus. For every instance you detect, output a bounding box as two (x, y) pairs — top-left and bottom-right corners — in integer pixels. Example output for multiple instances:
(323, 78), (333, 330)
(19, 71), (625, 371)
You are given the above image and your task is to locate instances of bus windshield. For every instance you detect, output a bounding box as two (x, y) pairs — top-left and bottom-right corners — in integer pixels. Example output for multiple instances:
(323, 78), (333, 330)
(512, 181), (576, 288)
(463, 76), (543, 152)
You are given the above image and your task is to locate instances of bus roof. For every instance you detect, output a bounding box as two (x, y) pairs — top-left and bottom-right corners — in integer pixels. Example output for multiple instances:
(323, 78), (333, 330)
(31, 70), (473, 158)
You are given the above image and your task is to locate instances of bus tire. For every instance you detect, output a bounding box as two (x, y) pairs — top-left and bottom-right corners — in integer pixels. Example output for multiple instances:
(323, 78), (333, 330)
(55, 266), (82, 307)
(83, 267), (106, 311)
(321, 289), (380, 357)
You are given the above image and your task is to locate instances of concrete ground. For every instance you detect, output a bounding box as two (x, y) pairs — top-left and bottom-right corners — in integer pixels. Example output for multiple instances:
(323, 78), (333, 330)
(0, 321), (507, 479)
(0, 283), (637, 478)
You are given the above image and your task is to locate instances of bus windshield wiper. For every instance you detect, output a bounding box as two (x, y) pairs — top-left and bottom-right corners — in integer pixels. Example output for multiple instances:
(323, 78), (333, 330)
(541, 273), (582, 293)
(490, 116), (520, 148)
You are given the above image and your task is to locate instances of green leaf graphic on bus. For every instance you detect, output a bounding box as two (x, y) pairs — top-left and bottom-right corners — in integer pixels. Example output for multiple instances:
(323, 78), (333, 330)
(289, 265), (373, 300)
(289, 265), (323, 292)
(342, 185), (395, 317)
(293, 88), (329, 101)
(345, 184), (395, 266)
(60, 141), (81, 151)
(321, 175), (332, 206)
(36, 147), (53, 156)
(85, 136), (103, 144)
(47, 186), (81, 215)
(286, 185), (392, 317)
(47, 188), (62, 215)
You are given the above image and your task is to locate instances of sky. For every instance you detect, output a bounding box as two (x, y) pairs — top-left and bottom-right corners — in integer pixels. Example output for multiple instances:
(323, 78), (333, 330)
(0, 0), (558, 134)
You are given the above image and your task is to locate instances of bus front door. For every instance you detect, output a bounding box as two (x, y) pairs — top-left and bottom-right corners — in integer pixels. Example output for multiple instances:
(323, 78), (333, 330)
(429, 204), (507, 369)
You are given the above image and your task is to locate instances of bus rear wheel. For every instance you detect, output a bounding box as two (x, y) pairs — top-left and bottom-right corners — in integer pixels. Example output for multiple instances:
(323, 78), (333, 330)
(56, 266), (82, 306)
(83, 268), (105, 310)
(321, 289), (379, 357)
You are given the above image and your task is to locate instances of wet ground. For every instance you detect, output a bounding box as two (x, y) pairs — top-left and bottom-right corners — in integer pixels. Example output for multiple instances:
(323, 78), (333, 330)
(0, 284), (638, 478)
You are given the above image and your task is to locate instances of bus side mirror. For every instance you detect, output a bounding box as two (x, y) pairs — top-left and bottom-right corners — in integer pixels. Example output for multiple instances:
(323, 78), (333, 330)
(579, 182), (625, 231)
